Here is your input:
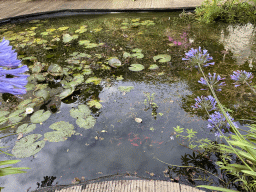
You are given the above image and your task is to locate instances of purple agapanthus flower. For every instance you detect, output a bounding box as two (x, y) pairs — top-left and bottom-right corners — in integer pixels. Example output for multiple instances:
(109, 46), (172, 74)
(207, 111), (238, 135)
(0, 37), (29, 95)
(198, 73), (226, 91)
(182, 46), (215, 68)
(230, 70), (253, 87)
(192, 95), (216, 111)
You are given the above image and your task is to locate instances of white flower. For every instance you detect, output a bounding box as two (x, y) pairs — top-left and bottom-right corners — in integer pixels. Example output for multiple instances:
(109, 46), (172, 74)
(25, 107), (34, 114)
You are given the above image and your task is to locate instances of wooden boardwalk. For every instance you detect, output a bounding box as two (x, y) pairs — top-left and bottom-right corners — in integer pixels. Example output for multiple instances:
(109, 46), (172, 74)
(51, 180), (205, 192)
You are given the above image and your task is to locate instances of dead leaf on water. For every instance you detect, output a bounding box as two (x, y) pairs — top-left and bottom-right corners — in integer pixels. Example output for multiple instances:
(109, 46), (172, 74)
(135, 118), (142, 123)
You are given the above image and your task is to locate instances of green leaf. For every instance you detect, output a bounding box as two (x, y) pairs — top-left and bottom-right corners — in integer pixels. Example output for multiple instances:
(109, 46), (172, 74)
(196, 185), (238, 192)
(44, 121), (75, 142)
(16, 124), (36, 134)
(76, 115), (96, 130)
(108, 58), (122, 68)
(85, 77), (102, 85)
(87, 100), (102, 109)
(58, 87), (75, 100)
(30, 110), (51, 124)
(123, 52), (131, 58)
(12, 134), (46, 158)
(128, 64), (144, 71)
(70, 104), (91, 119)
(148, 64), (159, 70)
(153, 54), (171, 62)
(118, 86), (134, 93)
(34, 89), (50, 101)
(241, 170), (256, 177)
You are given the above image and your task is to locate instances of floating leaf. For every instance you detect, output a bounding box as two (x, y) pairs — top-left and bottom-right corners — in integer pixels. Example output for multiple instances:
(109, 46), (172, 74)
(30, 110), (51, 124)
(58, 87), (75, 100)
(8, 109), (26, 124)
(116, 75), (124, 80)
(12, 134), (46, 158)
(128, 64), (144, 71)
(118, 86), (134, 92)
(47, 64), (63, 76)
(87, 100), (102, 109)
(75, 28), (87, 34)
(85, 77), (102, 85)
(149, 64), (159, 70)
(34, 89), (50, 101)
(123, 52), (131, 58)
(108, 58), (122, 68)
(63, 34), (78, 43)
(70, 104), (91, 119)
(22, 56), (37, 61)
(131, 52), (144, 59)
(153, 54), (171, 62)
(132, 48), (142, 53)
(58, 26), (69, 31)
(79, 40), (90, 46)
(76, 115), (96, 129)
(0, 111), (10, 125)
(16, 124), (36, 134)
(44, 121), (75, 142)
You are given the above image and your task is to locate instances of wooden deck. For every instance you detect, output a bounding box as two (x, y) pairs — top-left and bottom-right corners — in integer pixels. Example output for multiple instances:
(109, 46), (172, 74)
(43, 179), (205, 192)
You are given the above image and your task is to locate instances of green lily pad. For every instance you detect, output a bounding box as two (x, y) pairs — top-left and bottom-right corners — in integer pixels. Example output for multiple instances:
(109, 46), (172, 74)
(131, 52), (144, 59)
(58, 87), (75, 100)
(76, 115), (96, 130)
(16, 124), (36, 134)
(75, 28), (87, 34)
(47, 64), (63, 76)
(108, 58), (122, 68)
(87, 100), (102, 109)
(79, 40), (91, 46)
(9, 109), (27, 124)
(149, 64), (159, 70)
(44, 121), (75, 142)
(34, 89), (50, 101)
(70, 104), (91, 119)
(58, 26), (69, 31)
(22, 56), (37, 61)
(0, 111), (10, 125)
(123, 52), (131, 59)
(63, 34), (78, 43)
(12, 134), (46, 158)
(128, 64), (144, 72)
(116, 75), (124, 80)
(85, 77), (102, 85)
(82, 68), (92, 75)
(30, 110), (51, 124)
(153, 54), (171, 62)
(118, 86), (134, 92)
(31, 62), (45, 73)
(132, 48), (142, 53)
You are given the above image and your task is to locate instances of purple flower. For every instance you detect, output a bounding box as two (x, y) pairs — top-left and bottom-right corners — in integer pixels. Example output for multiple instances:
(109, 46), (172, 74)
(230, 70), (253, 87)
(192, 95), (216, 111)
(0, 38), (29, 95)
(198, 73), (226, 91)
(215, 131), (221, 137)
(207, 111), (238, 134)
(182, 46), (215, 68)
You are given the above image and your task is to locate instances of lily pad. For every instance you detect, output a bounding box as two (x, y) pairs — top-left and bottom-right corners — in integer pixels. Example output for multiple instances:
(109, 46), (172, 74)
(0, 111), (10, 125)
(118, 86), (134, 92)
(153, 54), (171, 62)
(58, 26), (69, 31)
(131, 52), (144, 59)
(44, 121), (75, 142)
(85, 77), (102, 85)
(34, 89), (50, 101)
(76, 115), (96, 130)
(149, 64), (159, 70)
(16, 124), (36, 134)
(8, 109), (27, 124)
(123, 52), (131, 59)
(12, 134), (46, 158)
(108, 58), (122, 68)
(58, 87), (75, 100)
(128, 64), (144, 72)
(30, 110), (51, 124)
(70, 104), (91, 119)
(63, 34), (78, 43)
(87, 100), (102, 109)
(47, 64), (63, 76)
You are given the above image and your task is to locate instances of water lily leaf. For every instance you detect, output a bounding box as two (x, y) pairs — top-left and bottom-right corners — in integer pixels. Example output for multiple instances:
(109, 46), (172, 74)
(93, 28), (103, 32)
(44, 121), (75, 142)
(63, 34), (72, 43)
(132, 48), (142, 53)
(116, 75), (124, 80)
(82, 68), (92, 75)
(76, 116), (96, 130)
(58, 87), (75, 100)
(35, 73), (46, 81)
(70, 104), (91, 119)
(58, 26), (69, 31)
(153, 54), (171, 62)
(12, 134), (45, 158)
(85, 77), (102, 85)
(87, 100), (102, 109)
(149, 64), (159, 70)
(123, 52), (131, 58)
(31, 62), (45, 73)
(25, 83), (35, 91)
(47, 64), (63, 76)
(34, 89), (50, 101)
(85, 43), (99, 48)
(118, 86), (134, 92)
(131, 52), (144, 59)
(75, 28), (87, 33)
(16, 124), (36, 134)
(40, 32), (49, 36)
(129, 64), (144, 72)
(79, 40), (90, 46)
(16, 99), (32, 109)
(22, 56), (37, 61)
(30, 110), (51, 124)
(46, 28), (56, 32)
(108, 58), (122, 68)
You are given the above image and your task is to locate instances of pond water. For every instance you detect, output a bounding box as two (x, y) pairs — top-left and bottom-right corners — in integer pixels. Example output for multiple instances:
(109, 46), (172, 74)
(0, 12), (256, 192)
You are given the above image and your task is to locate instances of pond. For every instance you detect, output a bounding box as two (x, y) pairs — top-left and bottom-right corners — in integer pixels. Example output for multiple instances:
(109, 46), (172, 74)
(0, 11), (256, 192)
